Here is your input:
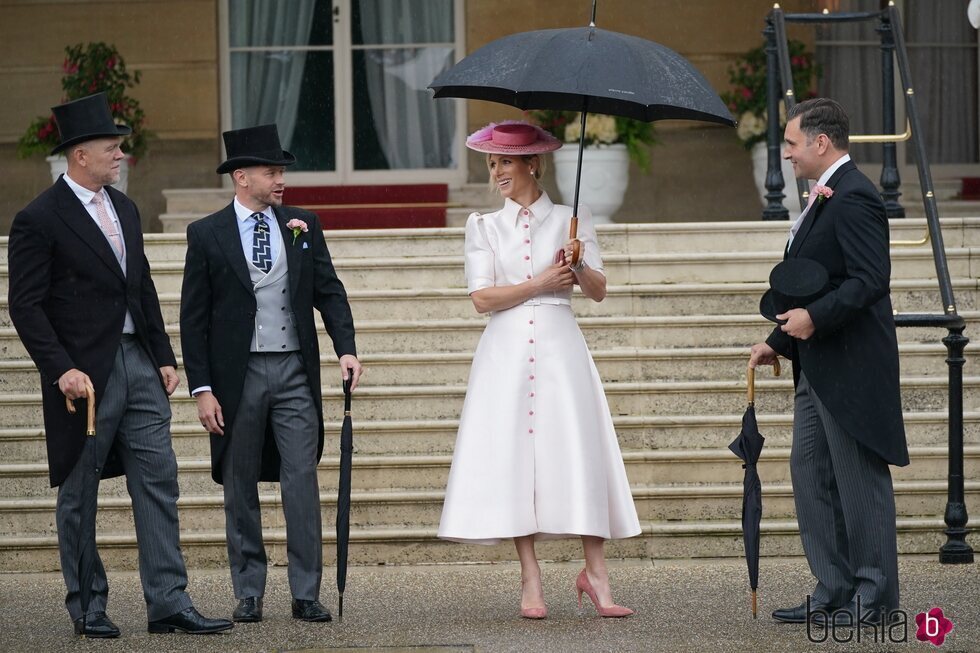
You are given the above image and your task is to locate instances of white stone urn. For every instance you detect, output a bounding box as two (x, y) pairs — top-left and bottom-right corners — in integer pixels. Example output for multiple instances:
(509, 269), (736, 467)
(552, 143), (630, 224)
(46, 154), (131, 194)
(750, 141), (801, 218)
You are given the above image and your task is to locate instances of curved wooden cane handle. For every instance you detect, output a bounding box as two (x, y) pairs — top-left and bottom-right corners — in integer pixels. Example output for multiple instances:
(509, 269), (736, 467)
(65, 383), (96, 436)
(747, 359), (781, 405)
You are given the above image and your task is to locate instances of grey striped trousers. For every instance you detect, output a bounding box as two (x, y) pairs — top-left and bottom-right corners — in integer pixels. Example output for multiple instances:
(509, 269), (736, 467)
(791, 372), (900, 611)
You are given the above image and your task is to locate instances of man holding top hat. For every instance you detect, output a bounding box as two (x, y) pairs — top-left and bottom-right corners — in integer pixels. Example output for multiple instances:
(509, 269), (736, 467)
(749, 98), (908, 626)
(179, 124), (361, 623)
(7, 93), (232, 637)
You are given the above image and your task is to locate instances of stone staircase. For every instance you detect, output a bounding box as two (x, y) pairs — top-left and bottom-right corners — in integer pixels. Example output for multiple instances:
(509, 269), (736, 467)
(0, 218), (978, 572)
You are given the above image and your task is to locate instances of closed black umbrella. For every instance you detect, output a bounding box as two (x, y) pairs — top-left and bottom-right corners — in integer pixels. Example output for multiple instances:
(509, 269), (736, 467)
(335, 373), (354, 619)
(65, 385), (97, 631)
(429, 0), (734, 263)
(728, 361), (780, 618)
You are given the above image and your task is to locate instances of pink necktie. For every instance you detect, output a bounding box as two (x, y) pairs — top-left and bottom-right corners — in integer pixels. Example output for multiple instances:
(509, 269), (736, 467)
(91, 192), (124, 259)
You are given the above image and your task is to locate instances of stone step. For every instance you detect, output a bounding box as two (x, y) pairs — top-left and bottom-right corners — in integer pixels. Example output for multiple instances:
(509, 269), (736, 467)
(0, 341), (972, 395)
(2, 312), (977, 363)
(5, 248), (974, 295)
(2, 374), (977, 428)
(4, 276), (974, 328)
(4, 479), (975, 539)
(4, 217), (980, 266)
(1, 445), (977, 499)
(2, 411), (973, 464)
(0, 517), (955, 571)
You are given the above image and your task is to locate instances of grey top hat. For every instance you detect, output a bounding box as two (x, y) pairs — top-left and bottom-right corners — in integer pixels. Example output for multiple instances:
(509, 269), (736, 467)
(50, 92), (132, 156)
(216, 124), (296, 174)
(759, 258), (830, 324)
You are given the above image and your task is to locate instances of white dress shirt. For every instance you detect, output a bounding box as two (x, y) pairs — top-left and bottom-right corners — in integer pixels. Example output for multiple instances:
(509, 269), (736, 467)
(787, 153), (851, 248)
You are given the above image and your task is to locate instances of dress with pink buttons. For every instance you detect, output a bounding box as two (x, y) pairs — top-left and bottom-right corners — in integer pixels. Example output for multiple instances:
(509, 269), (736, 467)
(438, 192), (641, 545)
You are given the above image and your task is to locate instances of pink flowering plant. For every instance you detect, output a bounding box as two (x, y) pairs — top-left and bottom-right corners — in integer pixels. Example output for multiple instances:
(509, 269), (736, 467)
(286, 219), (309, 245)
(17, 42), (151, 160)
(721, 39), (821, 149)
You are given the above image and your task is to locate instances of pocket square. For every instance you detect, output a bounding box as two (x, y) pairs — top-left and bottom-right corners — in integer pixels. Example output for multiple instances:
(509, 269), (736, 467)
(302, 242), (309, 250)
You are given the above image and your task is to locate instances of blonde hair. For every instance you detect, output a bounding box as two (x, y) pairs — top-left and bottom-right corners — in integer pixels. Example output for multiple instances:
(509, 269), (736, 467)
(485, 153), (547, 193)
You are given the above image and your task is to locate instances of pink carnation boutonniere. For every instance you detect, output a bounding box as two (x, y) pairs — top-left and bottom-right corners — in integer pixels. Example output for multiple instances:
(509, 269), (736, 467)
(286, 218), (308, 245)
(813, 184), (834, 204)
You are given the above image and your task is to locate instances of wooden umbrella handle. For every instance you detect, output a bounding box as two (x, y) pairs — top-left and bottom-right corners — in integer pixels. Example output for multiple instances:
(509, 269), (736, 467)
(568, 216), (582, 265)
(747, 359), (781, 404)
(65, 383), (96, 436)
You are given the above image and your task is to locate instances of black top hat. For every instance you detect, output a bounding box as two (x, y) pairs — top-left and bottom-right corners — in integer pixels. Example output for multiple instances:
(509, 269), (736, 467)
(759, 258), (830, 324)
(50, 92), (132, 155)
(216, 124), (296, 174)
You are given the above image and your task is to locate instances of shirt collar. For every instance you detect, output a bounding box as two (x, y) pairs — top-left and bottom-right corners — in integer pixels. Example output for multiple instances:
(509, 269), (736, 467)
(63, 172), (105, 206)
(503, 191), (554, 227)
(816, 153), (851, 187)
(234, 197), (274, 224)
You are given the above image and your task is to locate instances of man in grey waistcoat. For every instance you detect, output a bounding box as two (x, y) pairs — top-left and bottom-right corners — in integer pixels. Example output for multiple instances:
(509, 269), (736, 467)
(179, 124), (361, 623)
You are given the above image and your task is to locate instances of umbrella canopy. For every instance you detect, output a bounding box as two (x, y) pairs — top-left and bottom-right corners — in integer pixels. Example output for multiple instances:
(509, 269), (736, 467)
(335, 374), (354, 619)
(430, 3), (734, 259)
(728, 361), (779, 618)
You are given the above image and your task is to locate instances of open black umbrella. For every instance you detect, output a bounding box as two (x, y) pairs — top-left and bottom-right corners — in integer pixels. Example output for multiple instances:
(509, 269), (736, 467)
(335, 373), (354, 619)
(429, 0), (734, 263)
(65, 384), (97, 630)
(728, 360), (780, 618)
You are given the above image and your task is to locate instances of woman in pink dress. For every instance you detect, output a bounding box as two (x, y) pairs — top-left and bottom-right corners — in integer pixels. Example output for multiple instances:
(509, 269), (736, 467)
(438, 121), (641, 619)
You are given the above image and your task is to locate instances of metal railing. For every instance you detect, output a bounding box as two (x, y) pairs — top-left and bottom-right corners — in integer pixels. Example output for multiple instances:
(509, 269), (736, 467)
(764, 2), (972, 564)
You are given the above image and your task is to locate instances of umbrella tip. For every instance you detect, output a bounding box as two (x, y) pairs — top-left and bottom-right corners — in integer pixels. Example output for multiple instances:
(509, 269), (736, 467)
(338, 594), (344, 619)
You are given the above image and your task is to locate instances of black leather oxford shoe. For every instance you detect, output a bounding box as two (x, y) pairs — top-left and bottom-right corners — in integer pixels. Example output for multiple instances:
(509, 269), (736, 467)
(73, 611), (120, 638)
(772, 600), (837, 624)
(233, 596), (263, 623)
(147, 607), (233, 634)
(291, 599), (332, 622)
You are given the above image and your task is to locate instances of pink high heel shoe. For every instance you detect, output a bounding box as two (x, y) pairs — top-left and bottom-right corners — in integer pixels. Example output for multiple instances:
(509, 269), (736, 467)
(520, 581), (548, 620)
(575, 569), (634, 618)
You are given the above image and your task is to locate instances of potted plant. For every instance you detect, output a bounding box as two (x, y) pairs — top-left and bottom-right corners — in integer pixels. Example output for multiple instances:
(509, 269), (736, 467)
(17, 42), (151, 193)
(529, 110), (657, 223)
(721, 39), (821, 212)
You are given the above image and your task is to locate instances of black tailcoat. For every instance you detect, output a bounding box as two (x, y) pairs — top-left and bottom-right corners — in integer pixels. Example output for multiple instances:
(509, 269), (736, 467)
(7, 178), (176, 486)
(766, 160), (909, 466)
(179, 203), (356, 484)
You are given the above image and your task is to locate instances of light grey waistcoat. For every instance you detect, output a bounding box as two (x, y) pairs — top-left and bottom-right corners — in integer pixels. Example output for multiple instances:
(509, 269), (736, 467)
(247, 230), (300, 353)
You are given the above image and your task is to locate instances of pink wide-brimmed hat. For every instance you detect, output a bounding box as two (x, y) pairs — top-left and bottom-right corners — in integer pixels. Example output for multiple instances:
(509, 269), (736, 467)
(465, 120), (562, 155)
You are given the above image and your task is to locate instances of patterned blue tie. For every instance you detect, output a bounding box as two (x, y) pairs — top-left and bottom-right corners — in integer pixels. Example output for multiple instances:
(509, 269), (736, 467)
(251, 212), (272, 273)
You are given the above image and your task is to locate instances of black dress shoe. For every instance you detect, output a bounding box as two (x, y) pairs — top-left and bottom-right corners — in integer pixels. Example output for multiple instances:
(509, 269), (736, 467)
(233, 596), (263, 623)
(73, 611), (120, 638)
(148, 607), (234, 634)
(291, 599), (332, 622)
(811, 598), (895, 628)
(772, 600), (836, 624)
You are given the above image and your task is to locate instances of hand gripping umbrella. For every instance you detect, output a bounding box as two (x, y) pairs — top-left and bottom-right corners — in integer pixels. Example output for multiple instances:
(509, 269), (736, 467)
(335, 372), (354, 619)
(65, 383), (97, 631)
(430, 0), (735, 264)
(728, 360), (780, 619)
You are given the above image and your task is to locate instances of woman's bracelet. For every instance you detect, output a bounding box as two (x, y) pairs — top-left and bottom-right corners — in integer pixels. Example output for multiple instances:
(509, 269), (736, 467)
(569, 259), (586, 273)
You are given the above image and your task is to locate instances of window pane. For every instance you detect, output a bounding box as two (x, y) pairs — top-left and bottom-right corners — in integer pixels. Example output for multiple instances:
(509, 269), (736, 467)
(230, 0), (331, 48)
(352, 0), (454, 46)
(352, 47), (456, 170)
(231, 51), (335, 172)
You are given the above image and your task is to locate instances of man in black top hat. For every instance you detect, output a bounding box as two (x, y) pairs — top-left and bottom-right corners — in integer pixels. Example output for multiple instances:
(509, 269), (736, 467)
(179, 124), (361, 623)
(750, 98), (907, 627)
(7, 92), (232, 637)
